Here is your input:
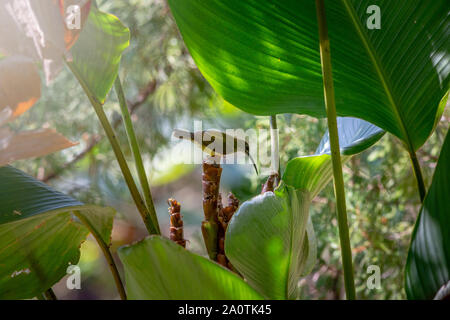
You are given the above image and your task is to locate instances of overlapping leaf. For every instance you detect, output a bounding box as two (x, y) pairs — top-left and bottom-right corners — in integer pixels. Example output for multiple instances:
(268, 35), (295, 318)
(405, 130), (450, 300)
(0, 166), (115, 299)
(118, 236), (263, 300)
(226, 186), (311, 299)
(168, 0), (449, 150)
(284, 117), (384, 196)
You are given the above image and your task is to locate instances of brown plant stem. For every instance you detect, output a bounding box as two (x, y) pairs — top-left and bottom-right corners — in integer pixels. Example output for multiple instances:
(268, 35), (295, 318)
(261, 172), (279, 194)
(168, 198), (186, 248)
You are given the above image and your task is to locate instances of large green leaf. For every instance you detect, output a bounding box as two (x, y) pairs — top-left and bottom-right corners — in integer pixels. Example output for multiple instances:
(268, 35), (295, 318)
(118, 236), (263, 300)
(405, 129), (450, 300)
(226, 186), (311, 299)
(168, 0), (449, 150)
(68, 6), (130, 104)
(0, 166), (115, 299)
(225, 117), (383, 299)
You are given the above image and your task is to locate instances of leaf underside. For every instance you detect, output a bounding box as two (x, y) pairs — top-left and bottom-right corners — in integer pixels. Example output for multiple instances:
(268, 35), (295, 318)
(168, 0), (449, 150)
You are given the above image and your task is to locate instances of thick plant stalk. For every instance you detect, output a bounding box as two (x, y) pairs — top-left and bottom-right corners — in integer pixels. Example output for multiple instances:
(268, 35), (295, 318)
(315, 0), (356, 300)
(408, 149), (426, 202)
(168, 198), (187, 248)
(201, 158), (222, 260)
(73, 211), (127, 300)
(217, 193), (239, 270)
(66, 62), (160, 235)
(114, 76), (160, 234)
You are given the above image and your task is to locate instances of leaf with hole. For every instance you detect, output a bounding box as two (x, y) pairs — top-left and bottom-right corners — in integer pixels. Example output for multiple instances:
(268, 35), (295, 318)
(0, 166), (115, 299)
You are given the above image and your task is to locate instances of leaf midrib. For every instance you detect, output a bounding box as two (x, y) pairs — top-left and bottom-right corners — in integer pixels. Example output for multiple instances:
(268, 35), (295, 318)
(341, 0), (415, 151)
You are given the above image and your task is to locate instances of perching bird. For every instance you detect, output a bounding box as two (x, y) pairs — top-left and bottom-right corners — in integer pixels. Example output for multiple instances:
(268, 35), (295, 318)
(172, 129), (258, 174)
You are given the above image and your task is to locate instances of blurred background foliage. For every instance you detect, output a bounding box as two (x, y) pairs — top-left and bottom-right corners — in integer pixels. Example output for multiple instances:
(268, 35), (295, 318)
(9, 0), (449, 299)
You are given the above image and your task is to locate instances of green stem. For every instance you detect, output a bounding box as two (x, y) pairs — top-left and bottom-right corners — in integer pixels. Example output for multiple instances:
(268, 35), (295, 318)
(67, 61), (159, 235)
(269, 115), (280, 185)
(408, 149), (426, 202)
(315, 0), (356, 300)
(114, 76), (160, 234)
(73, 211), (127, 300)
(43, 288), (57, 300)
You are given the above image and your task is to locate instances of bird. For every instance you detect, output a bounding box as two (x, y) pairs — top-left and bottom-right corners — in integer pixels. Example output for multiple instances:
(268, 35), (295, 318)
(172, 128), (258, 174)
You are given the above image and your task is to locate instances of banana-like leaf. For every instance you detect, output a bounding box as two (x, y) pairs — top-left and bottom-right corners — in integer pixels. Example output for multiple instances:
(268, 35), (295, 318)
(168, 0), (449, 150)
(68, 6), (130, 104)
(0, 166), (115, 299)
(226, 186), (310, 299)
(405, 129), (450, 300)
(118, 236), (263, 300)
(226, 117), (383, 299)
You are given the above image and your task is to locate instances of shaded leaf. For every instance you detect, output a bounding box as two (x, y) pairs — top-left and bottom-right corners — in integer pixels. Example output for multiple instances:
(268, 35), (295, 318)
(0, 166), (115, 299)
(405, 129), (450, 300)
(316, 117), (385, 156)
(118, 236), (263, 300)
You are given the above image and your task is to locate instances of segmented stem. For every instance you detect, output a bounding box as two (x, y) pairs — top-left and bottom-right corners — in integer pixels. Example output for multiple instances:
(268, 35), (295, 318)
(168, 198), (187, 248)
(201, 158), (222, 260)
